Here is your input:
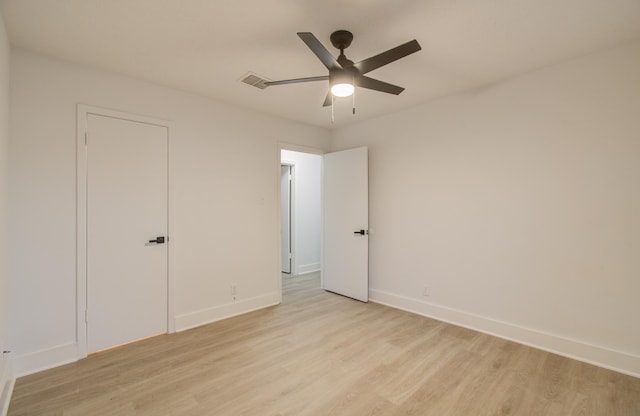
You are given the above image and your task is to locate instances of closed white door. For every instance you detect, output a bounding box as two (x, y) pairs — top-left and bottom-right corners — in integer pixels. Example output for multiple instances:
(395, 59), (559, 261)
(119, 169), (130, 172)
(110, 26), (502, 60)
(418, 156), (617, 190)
(86, 113), (168, 353)
(323, 147), (369, 302)
(281, 165), (292, 274)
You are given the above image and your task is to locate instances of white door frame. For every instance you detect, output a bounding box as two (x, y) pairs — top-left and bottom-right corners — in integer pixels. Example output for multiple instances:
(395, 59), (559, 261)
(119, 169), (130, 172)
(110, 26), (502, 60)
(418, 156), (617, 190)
(76, 104), (175, 359)
(277, 143), (325, 302)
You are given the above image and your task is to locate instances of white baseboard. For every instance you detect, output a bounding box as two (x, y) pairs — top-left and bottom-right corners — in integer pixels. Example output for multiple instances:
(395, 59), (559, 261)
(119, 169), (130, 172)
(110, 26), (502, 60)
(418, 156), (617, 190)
(7, 293), (281, 379)
(175, 292), (280, 332)
(296, 263), (320, 275)
(369, 289), (640, 379)
(1, 360), (14, 416)
(11, 342), (78, 378)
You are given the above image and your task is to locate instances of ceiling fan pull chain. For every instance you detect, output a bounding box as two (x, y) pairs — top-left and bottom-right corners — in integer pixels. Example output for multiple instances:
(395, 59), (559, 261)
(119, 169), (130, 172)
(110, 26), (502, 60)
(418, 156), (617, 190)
(331, 95), (335, 124)
(353, 87), (356, 115)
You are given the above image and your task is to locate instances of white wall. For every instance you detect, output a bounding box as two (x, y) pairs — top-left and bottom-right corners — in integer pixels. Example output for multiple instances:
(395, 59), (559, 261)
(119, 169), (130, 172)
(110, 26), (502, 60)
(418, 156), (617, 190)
(0, 9), (11, 414)
(8, 49), (330, 375)
(332, 40), (640, 377)
(281, 150), (322, 275)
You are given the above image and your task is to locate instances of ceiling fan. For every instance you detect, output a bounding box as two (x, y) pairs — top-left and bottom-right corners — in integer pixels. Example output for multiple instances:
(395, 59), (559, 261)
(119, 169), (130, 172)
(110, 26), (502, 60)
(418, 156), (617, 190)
(265, 30), (422, 108)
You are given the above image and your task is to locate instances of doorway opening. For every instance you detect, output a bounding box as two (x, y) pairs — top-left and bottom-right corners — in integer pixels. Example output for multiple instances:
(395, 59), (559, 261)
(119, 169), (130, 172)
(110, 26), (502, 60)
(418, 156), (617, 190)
(280, 149), (322, 293)
(278, 145), (369, 304)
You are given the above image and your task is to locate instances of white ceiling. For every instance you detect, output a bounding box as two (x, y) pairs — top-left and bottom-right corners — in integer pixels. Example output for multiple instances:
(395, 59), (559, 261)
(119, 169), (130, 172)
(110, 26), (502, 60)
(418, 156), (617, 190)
(1, 0), (640, 128)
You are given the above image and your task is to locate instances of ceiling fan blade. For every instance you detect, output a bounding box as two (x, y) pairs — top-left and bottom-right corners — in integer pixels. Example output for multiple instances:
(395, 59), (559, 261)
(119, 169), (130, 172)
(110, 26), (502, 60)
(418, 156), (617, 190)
(265, 75), (329, 86)
(354, 39), (421, 75)
(356, 76), (405, 95)
(297, 32), (342, 71)
(322, 91), (332, 107)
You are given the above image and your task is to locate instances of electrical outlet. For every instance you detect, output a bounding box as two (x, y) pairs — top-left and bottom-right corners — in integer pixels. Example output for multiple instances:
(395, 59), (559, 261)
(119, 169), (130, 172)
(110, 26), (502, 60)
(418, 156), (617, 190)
(231, 284), (237, 296)
(422, 285), (430, 297)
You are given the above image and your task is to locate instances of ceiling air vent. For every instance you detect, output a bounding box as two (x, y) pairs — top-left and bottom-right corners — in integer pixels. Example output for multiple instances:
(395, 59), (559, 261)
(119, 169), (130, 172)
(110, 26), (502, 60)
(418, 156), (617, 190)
(240, 72), (271, 90)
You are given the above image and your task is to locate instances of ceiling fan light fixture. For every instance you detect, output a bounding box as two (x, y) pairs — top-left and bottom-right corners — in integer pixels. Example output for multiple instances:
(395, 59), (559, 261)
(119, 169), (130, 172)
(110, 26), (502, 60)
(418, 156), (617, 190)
(331, 82), (355, 97)
(330, 70), (355, 97)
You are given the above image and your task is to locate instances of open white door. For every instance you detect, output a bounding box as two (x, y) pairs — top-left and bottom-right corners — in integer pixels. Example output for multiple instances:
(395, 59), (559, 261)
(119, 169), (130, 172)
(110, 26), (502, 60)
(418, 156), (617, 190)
(323, 147), (368, 302)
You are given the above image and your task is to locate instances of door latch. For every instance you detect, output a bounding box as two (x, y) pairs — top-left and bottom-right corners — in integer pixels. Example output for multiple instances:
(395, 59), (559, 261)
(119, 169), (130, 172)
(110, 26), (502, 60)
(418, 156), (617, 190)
(353, 229), (368, 236)
(146, 236), (165, 245)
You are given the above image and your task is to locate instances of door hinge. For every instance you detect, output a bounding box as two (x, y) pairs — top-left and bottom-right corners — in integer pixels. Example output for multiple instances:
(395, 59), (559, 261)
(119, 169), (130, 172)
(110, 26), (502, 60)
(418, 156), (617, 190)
(288, 252), (292, 259)
(85, 309), (88, 323)
(85, 132), (88, 145)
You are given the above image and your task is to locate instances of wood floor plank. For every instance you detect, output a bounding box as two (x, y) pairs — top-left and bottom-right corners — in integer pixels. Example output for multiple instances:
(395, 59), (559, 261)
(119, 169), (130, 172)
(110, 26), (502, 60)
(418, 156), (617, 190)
(8, 272), (640, 415)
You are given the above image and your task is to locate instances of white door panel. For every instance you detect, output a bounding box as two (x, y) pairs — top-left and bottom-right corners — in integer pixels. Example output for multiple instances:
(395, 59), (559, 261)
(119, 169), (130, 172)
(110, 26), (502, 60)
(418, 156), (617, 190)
(323, 147), (368, 302)
(87, 114), (168, 352)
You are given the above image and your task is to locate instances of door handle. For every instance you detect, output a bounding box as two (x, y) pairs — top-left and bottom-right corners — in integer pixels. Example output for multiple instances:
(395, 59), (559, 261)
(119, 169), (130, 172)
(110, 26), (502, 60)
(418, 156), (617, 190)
(147, 236), (165, 245)
(353, 230), (368, 236)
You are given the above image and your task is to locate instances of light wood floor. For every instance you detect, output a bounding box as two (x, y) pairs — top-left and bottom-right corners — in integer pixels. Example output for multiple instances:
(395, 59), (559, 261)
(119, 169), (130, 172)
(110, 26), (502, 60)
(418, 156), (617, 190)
(9, 272), (640, 415)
